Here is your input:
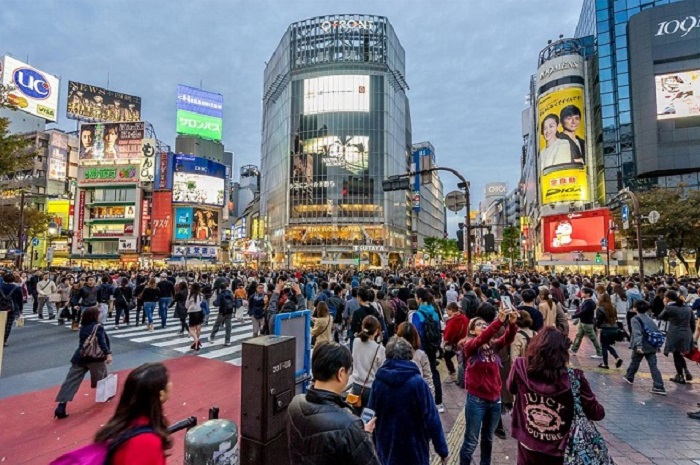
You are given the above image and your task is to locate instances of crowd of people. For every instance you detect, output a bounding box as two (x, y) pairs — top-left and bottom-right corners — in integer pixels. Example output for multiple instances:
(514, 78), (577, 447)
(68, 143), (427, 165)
(3, 267), (699, 464)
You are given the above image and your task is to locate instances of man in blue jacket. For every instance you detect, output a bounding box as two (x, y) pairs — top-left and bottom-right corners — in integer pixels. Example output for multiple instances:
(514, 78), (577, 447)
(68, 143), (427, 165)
(368, 336), (448, 465)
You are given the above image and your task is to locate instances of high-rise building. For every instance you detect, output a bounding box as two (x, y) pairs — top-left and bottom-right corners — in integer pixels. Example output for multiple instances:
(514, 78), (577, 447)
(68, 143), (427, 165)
(575, 0), (698, 197)
(411, 142), (445, 252)
(260, 14), (412, 269)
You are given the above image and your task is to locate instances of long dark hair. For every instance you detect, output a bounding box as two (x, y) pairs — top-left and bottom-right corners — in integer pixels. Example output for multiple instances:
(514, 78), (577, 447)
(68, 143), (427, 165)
(95, 363), (171, 449)
(415, 287), (435, 308)
(665, 290), (684, 306)
(525, 327), (571, 383)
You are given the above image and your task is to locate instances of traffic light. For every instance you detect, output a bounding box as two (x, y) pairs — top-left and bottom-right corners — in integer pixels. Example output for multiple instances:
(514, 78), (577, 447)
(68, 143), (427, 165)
(484, 233), (495, 253)
(656, 240), (668, 258)
(456, 230), (464, 252)
(595, 253), (602, 264)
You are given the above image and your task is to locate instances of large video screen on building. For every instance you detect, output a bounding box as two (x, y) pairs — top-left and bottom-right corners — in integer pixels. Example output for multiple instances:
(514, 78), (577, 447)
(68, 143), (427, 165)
(655, 70), (700, 120)
(67, 80), (142, 122)
(176, 85), (223, 141)
(172, 154), (225, 207)
(303, 136), (369, 174)
(303, 75), (369, 115)
(174, 207), (219, 241)
(78, 122), (145, 161)
(542, 209), (612, 254)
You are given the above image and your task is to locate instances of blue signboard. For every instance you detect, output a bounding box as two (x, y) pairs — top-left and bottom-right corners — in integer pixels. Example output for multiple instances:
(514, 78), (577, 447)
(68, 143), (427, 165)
(173, 154), (226, 179)
(176, 85), (224, 119)
(174, 207), (193, 239)
(172, 154), (226, 206)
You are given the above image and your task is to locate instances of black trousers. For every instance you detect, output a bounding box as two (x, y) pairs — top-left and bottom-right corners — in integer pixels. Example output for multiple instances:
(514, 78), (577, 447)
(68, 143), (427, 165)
(673, 351), (688, 376)
(426, 350), (443, 405)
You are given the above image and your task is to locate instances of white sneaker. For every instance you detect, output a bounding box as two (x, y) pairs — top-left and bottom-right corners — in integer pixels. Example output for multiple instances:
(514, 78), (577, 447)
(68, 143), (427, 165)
(591, 355), (603, 359)
(208, 334), (214, 343)
(436, 404), (445, 413)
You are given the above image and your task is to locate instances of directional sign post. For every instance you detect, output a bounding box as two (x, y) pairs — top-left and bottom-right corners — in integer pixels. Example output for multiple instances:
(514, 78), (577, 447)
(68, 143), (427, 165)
(621, 205), (630, 230)
(31, 237), (39, 247)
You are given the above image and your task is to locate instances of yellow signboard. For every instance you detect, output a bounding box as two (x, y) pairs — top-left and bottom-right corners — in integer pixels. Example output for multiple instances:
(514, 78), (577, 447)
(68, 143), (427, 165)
(540, 168), (588, 204)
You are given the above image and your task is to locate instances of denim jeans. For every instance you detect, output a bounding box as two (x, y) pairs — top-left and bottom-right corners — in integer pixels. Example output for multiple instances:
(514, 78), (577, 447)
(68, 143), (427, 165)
(143, 302), (157, 325)
(626, 351), (664, 389)
(98, 303), (108, 324)
(460, 393), (501, 465)
(158, 297), (172, 328)
(201, 299), (210, 324)
(211, 313), (232, 343)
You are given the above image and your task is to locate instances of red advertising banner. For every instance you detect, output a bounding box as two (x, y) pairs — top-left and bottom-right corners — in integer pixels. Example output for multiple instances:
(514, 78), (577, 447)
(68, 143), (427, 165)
(140, 199), (150, 237)
(542, 208), (613, 254)
(151, 191), (172, 254)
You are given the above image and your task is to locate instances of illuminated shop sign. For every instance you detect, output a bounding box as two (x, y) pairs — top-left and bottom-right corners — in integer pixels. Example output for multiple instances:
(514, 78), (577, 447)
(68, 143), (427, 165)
(655, 16), (700, 38)
(320, 19), (375, 33)
(353, 245), (386, 252)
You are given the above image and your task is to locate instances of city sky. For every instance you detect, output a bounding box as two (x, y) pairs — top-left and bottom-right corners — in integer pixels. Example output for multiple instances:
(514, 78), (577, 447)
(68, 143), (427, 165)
(0, 0), (582, 234)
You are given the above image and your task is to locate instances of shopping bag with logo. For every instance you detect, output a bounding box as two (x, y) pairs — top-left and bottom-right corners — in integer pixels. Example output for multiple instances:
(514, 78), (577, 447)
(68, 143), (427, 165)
(96, 373), (118, 403)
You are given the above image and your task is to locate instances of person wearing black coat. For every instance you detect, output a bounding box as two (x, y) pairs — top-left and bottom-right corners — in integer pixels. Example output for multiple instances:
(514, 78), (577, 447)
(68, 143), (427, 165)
(659, 290), (696, 384)
(287, 342), (380, 465)
(113, 278), (133, 329)
(54, 307), (112, 419)
(171, 282), (189, 335)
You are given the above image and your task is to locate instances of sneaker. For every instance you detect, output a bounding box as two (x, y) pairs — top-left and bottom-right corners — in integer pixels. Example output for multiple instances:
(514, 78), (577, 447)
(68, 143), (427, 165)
(114, 326), (120, 330)
(208, 334), (214, 343)
(615, 359), (624, 369)
(650, 387), (667, 396)
(685, 371), (693, 381)
(623, 376), (634, 385)
(436, 404), (445, 413)
(591, 355), (603, 359)
(224, 342), (231, 347)
(597, 363), (609, 369)
(494, 428), (507, 440)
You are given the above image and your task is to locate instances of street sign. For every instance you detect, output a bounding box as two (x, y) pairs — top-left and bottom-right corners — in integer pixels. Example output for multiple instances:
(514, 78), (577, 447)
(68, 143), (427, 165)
(381, 177), (410, 192)
(648, 210), (661, 224)
(445, 190), (466, 212)
(621, 205), (630, 230)
(600, 238), (607, 248)
(31, 237), (39, 247)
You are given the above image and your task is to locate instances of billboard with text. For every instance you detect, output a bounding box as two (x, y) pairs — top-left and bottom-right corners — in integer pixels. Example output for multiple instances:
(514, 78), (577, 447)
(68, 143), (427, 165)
(172, 154), (225, 206)
(176, 85), (223, 141)
(1, 56), (59, 121)
(79, 122), (145, 161)
(67, 80), (141, 122)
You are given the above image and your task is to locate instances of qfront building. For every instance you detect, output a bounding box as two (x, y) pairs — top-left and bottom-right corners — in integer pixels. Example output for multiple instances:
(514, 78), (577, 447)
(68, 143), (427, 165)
(261, 15), (412, 269)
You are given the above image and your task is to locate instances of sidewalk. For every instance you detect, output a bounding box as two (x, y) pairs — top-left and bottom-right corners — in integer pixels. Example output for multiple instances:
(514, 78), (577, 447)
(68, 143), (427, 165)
(0, 356), (241, 464)
(434, 326), (700, 465)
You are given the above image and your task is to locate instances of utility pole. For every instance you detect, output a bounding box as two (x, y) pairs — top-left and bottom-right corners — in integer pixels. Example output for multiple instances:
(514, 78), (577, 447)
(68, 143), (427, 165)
(16, 190), (25, 269)
(608, 188), (644, 282)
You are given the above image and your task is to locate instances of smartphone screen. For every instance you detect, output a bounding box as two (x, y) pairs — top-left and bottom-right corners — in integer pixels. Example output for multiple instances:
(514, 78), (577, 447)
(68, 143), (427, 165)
(360, 407), (376, 424)
(501, 295), (514, 310)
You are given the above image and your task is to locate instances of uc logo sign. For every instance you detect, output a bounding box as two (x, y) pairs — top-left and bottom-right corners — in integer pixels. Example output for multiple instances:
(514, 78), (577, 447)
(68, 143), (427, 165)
(13, 67), (51, 100)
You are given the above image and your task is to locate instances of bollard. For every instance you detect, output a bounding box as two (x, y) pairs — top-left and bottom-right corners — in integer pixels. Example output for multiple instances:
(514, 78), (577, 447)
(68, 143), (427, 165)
(209, 406), (220, 420)
(184, 419), (239, 465)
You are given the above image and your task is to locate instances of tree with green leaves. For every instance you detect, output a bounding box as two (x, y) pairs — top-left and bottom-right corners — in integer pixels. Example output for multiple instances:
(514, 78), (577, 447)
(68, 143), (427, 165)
(438, 237), (461, 264)
(0, 204), (52, 253)
(500, 226), (521, 268)
(616, 188), (700, 273)
(0, 84), (38, 176)
(423, 236), (441, 265)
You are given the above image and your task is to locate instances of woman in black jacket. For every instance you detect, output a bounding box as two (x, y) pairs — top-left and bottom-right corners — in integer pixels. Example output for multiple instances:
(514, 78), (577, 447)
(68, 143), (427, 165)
(54, 307), (112, 419)
(113, 277), (133, 329)
(68, 283), (83, 331)
(172, 281), (189, 335)
(134, 276), (147, 326)
(659, 290), (695, 384)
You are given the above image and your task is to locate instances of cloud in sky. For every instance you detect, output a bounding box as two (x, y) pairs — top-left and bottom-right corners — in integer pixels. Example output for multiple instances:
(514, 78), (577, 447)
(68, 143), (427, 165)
(0, 0), (582, 235)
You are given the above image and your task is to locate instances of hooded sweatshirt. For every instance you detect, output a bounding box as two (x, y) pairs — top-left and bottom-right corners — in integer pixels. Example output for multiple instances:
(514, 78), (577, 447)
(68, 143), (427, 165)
(462, 318), (517, 401)
(368, 359), (448, 465)
(507, 357), (604, 456)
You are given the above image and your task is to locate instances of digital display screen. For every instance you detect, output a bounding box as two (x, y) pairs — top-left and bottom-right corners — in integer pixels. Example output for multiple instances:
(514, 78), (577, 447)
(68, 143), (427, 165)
(173, 172), (225, 206)
(303, 75), (369, 115)
(655, 70), (700, 120)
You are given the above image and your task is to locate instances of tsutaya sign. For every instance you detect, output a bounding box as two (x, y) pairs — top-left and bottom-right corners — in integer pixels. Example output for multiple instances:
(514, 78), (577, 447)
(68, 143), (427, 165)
(353, 245), (386, 252)
(320, 19), (375, 32)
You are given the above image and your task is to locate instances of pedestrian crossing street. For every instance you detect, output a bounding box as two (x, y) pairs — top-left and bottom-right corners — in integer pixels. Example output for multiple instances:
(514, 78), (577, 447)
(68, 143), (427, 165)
(20, 304), (253, 366)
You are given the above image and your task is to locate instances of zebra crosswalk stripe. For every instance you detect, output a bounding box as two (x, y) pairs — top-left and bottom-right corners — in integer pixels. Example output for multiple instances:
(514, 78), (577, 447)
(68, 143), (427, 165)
(20, 304), (253, 365)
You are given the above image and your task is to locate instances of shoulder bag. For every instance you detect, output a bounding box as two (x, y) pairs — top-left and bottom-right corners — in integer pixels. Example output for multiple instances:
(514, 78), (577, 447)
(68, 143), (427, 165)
(80, 324), (106, 360)
(346, 343), (381, 408)
(563, 368), (614, 464)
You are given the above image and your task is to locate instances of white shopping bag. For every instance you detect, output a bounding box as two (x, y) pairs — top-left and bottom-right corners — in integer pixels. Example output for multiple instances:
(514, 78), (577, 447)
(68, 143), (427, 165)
(96, 373), (118, 403)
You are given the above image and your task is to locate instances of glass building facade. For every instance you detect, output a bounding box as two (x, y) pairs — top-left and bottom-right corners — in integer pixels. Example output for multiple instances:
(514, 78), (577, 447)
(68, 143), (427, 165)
(575, 0), (699, 200)
(261, 15), (412, 268)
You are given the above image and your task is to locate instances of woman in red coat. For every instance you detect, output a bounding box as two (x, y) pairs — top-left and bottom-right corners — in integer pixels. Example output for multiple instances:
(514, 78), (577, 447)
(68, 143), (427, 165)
(442, 302), (468, 383)
(95, 363), (172, 465)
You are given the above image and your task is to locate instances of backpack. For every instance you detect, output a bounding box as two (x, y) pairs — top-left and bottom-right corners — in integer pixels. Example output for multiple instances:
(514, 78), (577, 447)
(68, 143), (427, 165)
(0, 287), (14, 312)
(462, 293), (479, 319)
(637, 317), (665, 348)
(390, 297), (408, 326)
(220, 291), (235, 315)
(49, 426), (154, 465)
(418, 308), (442, 355)
(98, 284), (112, 303)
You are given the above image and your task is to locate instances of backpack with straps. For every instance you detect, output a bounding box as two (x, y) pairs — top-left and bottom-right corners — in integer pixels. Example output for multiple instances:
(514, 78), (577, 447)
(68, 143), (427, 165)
(0, 287), (13, 311)
(418, 308), (442, 355)
(49, 426), (154, 465)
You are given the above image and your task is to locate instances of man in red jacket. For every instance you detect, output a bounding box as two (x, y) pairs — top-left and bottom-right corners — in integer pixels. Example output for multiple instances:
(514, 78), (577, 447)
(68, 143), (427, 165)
(443, 302), (468, 383)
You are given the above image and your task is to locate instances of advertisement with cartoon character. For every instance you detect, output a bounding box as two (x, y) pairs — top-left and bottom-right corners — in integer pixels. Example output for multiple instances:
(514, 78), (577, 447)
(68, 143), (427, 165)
(542, 209), (613, 254)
